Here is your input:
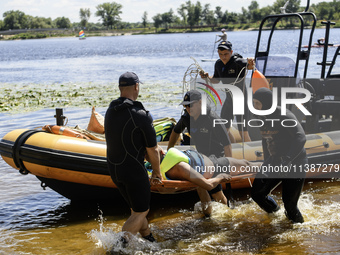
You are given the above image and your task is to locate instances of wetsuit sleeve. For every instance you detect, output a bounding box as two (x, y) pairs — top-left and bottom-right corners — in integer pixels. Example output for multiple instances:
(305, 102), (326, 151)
(210, 111), (231, 146)
(173, 114), (189, 134)
(213, 61), (221, 79)
(235, 58), (247, 73)
(283, 113), (306, 161)
(138, 109), (158, 148)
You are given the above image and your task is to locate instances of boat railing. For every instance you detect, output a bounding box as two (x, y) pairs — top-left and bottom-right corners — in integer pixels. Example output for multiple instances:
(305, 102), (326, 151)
(317, 21), (337, 78)
(254, 11), (317, 80)
(326, 45), (340, 78)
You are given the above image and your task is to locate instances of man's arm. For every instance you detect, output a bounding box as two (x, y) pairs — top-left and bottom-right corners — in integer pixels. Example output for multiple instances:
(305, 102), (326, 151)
(247, 57), (255, 70)
(199, 70), (220, 84)
(167, 131), (180, 150)
(167, 114), (188, 150)
(224, 144), (232, 157)
(146, 145), (163, 185)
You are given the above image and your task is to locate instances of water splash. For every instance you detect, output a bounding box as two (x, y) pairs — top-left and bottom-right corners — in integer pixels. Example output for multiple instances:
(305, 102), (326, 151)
(88, 191), (340, 254)
(88, 209), (163, 254)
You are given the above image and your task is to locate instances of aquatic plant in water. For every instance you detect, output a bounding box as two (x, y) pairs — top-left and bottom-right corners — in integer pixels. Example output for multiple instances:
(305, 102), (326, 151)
(0, 82), (182, 113)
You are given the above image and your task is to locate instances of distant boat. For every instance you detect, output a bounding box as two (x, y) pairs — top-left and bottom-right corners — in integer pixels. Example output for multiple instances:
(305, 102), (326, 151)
(201, 59), (217, 62)
(301, 43), (340, 48)
(79, 30), (86, 40)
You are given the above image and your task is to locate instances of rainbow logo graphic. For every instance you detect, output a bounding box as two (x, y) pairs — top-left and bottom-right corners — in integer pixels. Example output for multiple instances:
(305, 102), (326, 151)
(196, 82), (222, 107)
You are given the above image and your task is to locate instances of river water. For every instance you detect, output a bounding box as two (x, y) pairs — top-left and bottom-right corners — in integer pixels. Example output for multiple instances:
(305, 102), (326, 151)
(0, 29), (339, 254)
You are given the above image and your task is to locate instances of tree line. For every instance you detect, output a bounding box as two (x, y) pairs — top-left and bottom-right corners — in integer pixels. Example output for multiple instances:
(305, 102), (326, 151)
(1, 0), (339, 32)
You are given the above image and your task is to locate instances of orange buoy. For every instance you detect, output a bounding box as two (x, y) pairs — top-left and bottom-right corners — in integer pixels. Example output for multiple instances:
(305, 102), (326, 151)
(42, 125), (90, 139)
(251, 69), (270, 93)
(87, 106), (105, 134)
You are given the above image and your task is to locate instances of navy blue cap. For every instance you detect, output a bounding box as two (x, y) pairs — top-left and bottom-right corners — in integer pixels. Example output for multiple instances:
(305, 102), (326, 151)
(119, 72), (140, 86)
(180, 90), (201, 105)
(218, 41), (232, 51)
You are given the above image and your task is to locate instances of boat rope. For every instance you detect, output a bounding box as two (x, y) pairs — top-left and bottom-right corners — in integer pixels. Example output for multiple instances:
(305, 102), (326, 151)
(183, 57), (252, 159)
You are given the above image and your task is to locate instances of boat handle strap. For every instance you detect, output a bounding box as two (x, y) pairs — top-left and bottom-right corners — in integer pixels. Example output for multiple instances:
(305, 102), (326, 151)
(12, 130), (41, 175)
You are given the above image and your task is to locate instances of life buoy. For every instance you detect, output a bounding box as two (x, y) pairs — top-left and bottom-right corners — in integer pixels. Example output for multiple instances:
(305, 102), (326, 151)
(251, 69), (270, 93)
(87, 106), (105, 134)
(42, 125), (90, 139)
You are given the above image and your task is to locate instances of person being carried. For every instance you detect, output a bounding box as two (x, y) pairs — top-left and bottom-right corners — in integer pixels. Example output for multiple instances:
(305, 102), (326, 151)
(216, 28), (227, 43)
(149, 147), (261, 216)
(105, 72), (162, 244)
(200, 41), (255, 143)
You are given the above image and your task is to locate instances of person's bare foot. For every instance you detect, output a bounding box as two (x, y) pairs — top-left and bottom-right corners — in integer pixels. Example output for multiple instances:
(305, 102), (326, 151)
(215, 173), (232, 183)
(208, 173), (231, 188)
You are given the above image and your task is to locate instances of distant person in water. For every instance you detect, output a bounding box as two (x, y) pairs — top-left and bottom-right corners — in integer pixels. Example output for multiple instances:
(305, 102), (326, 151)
(216, 28), (227, 43)
(150, 147), (261, 216)
(317, 37), (325, 45)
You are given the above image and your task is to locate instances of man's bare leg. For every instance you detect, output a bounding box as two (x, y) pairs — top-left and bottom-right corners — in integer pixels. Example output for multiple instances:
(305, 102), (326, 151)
(196, 187), (212, 216)
(138, 215), (151, 237)
(122, 209), (150, 237)
(211, 191), (228, 205)
(167, 162), (231, 191)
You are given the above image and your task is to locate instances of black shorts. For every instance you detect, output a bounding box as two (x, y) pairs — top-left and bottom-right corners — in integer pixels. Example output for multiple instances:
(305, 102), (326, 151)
(208, 155), (230, 176)
(108, 159), (150, 212)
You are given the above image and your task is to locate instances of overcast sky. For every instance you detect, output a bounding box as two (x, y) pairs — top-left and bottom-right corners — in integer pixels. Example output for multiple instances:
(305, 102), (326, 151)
(1, 0), (332, 23)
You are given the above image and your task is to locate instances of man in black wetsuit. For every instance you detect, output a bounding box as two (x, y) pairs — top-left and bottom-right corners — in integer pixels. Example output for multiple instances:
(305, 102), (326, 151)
(200, 40), (254, 143)
(167, 90), (234, 207)
(105, 72), (162, 242)
(251, 87), (307, 223)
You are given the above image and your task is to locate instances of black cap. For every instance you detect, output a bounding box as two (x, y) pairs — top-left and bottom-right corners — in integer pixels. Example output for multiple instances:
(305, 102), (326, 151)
(179, 90), (201, 105)
(119, 72), (140, 87)
(218, 41), (232, 51)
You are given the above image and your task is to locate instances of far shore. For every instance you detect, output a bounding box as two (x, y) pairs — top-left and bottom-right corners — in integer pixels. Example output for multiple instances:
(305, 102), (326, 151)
(0, 25), (325, 41)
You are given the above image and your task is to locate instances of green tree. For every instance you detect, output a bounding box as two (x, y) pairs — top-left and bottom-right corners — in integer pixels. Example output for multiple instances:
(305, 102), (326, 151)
(215, 6), (223, 24)
(142, 11), (148, 29)
(80, 8), (91, 29)
(260, 6), (274, 17)
(227, 12), (239, 24)
(95, 2), (122, 29)
(185, 1), (195, 28)
(161, 9), (175, 29)
(3, 10), (28, 29)
(177, 3), (187, 25)
(202, 4), (215, 25)
(194, 1), (202, 25)
(186, 1), (202, 28)
(152, 14), (162, 32)
(273, 0), (301, 14)
(239, 7), (249, 24)
(28, 16), (53, 28)
(248, 0), (260, 22)
(54, 16), (72, 28)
